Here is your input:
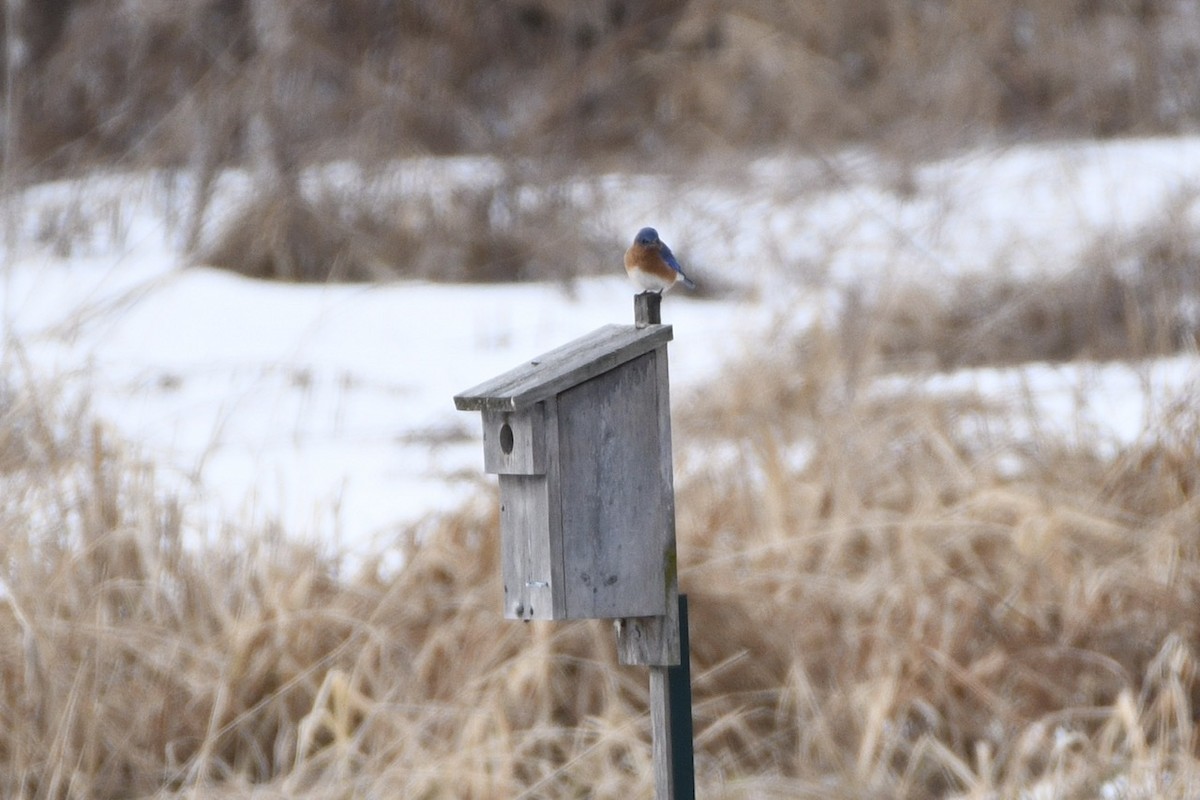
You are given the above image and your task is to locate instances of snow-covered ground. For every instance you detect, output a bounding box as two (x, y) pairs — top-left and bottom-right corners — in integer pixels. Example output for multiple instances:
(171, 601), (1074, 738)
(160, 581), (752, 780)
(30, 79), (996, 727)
(2, 138), (1198, 559)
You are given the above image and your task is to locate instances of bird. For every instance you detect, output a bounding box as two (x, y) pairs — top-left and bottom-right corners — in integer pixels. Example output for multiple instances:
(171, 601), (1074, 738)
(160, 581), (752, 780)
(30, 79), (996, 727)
(624, 227), (696, 294)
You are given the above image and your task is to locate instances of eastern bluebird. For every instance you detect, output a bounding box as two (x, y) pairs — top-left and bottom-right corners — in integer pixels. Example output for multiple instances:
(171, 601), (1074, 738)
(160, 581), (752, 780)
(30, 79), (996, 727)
(624, 227), (696, 294)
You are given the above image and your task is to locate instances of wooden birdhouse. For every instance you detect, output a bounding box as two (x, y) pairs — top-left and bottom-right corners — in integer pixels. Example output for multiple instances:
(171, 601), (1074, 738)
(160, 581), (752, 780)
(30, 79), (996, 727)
(454, 321), (678, 624)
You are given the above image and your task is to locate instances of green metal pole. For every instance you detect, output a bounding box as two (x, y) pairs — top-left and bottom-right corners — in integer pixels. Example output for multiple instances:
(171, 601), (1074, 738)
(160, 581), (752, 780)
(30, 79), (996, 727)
(669, 594), (695, 799)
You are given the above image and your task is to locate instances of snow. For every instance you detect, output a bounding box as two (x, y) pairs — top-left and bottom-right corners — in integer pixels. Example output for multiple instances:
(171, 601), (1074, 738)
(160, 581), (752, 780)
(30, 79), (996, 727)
(2, 137), (1199, 559)
(877, 355), (1200, 468)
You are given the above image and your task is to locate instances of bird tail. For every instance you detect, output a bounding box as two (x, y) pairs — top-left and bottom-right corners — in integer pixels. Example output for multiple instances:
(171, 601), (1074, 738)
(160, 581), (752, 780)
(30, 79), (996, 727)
(680, 274), (696, 290)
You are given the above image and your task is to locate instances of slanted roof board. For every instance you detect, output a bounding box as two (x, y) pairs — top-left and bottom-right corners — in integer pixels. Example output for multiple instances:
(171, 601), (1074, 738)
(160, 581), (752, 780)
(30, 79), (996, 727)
(453, 324), (673, 412)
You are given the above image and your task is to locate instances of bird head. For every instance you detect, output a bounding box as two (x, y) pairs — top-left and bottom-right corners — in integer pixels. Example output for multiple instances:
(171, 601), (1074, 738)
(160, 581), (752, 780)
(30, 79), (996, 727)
(633, 227), (659, 247)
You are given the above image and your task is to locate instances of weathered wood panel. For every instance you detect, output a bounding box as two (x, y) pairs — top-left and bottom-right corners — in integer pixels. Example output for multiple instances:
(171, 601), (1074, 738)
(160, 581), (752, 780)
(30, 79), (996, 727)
(454, 324), (673, 412)
(481, 406), (545, 475)
(617, 606), (680, 666)
(634, 292), (662, 327)
(650, 665), (675, 800)
(617, 338), (681, 664)
(499, 399), (563, 620)
(557, 351), (670, 619)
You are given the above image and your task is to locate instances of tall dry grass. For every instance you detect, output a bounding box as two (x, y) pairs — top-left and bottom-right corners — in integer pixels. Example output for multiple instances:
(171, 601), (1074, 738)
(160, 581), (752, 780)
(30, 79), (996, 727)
(2, 281), (1199, 797)
(675, 321), (1200, 797)
(4, 3), (1199, 796)
(859, 194), (1200, 371)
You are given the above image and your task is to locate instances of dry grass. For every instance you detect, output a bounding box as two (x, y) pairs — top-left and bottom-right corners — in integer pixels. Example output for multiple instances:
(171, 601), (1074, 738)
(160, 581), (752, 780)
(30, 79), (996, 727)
(199, 166), (614, 284)
(839, 192), (1200, 371)
(676, 323), (1200, 796)
(4, 4), (1199, 795)
(3, 288), (1199, 798)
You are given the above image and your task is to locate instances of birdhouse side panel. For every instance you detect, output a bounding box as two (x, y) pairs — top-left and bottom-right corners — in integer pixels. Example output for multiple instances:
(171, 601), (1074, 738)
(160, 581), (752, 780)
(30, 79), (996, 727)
(556, 351), (671, 619)
(499, 473), (563, 620)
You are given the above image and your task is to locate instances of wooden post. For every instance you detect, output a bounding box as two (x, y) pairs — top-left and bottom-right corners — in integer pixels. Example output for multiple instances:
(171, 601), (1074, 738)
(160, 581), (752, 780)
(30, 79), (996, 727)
(643, 596), (695, 799)
(635, 291), (663, 327)
(647, 596), (696, 799)
(650, 666), (675, 799)
(625, 293), (694, 800)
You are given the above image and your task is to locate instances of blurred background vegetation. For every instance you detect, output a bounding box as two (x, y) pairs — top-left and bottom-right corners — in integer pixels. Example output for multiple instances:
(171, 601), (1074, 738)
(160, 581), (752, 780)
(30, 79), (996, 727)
(6, 0), (1200, 172)
(4, 1), (1200, 281)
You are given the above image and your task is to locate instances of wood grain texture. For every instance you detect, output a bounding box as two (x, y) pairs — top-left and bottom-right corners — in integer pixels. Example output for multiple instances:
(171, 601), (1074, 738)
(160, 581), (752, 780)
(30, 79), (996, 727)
(616, 602), (680, 666)
(650, 666), (675, 800)
(459, 318), (680, 625)
(454, 324), (673, 412)
(617, 339), (681, 664)
(481, 407), (545, 475)
(634, 292), (662, 327)
(499, 400), (564, 620)
(558, 351), (670, 619)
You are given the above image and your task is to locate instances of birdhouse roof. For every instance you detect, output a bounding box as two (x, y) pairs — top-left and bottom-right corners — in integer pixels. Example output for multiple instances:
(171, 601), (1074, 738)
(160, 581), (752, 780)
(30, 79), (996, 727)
(454, 324), (673, 412)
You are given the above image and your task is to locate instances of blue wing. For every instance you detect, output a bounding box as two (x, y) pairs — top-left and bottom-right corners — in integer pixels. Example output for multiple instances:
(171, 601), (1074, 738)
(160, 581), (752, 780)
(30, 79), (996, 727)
(659, 242), (684, 273)
(659, 242), (696, 288)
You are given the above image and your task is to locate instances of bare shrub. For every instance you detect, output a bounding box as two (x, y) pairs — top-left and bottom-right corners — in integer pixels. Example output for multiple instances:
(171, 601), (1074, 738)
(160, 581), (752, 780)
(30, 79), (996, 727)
(7, 0), (1200, 177)
(9, 1), (1200, 285)
(851, 195), (1200, 371)
(199, 164), (615, 283)
(200, 191), (385, 283)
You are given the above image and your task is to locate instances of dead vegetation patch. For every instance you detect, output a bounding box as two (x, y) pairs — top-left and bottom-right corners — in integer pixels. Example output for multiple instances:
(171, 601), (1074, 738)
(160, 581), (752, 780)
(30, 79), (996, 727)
(9, 2), (1200, 284)
(200, 171), (613, 284)
(9, 0), (1200, 173)
(841, 197), (1200, 371)
(3, 328), (1199, 796)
